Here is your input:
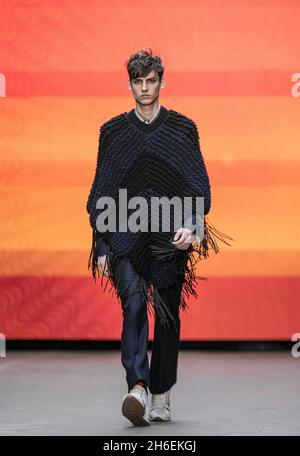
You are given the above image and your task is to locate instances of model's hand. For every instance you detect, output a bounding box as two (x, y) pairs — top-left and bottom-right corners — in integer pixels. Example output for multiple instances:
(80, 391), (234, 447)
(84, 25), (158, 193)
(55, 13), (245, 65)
(171, 228), (194, 250)
(97, 255), (110, 277)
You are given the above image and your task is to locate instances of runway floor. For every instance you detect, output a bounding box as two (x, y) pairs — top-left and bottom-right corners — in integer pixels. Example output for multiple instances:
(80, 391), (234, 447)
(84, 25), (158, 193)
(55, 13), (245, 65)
(0, 349), (299, 436)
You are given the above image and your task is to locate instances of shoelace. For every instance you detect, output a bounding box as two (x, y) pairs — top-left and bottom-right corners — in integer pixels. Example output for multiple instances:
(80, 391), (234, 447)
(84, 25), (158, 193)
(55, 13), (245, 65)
(132, 386), (147, 400)
(152, 391), (170, 410)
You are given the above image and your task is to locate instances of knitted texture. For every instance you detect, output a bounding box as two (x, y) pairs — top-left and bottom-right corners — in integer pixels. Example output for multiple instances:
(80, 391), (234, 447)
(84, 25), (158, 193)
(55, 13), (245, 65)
(86, 105), (233, 331)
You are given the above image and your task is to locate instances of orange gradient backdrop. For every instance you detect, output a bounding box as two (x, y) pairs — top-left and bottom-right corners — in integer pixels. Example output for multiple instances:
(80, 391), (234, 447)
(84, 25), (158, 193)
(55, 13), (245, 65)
(0, 0), (300, 340)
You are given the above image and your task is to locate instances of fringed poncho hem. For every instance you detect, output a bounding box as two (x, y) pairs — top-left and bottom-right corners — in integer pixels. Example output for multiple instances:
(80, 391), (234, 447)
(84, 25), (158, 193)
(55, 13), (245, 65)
(88, 216), (234, 333)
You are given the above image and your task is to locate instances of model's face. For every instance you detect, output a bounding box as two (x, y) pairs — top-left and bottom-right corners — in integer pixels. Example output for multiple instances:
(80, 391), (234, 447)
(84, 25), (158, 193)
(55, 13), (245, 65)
(129, 70), (164, 105)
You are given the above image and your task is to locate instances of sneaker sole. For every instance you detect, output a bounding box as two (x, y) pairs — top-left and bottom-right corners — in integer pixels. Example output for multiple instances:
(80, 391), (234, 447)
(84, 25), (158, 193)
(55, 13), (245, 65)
(149, 415), (171, 422)
(122, 395), (150, 427)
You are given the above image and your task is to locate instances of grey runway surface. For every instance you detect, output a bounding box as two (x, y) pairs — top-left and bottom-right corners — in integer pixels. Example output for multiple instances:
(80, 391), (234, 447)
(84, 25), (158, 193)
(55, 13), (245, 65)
(0, 350), (299, 436)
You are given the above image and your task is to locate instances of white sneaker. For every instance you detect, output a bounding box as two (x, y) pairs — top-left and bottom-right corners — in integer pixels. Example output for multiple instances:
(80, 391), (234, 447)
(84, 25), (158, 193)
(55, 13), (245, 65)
(122, 385), (150, 426)
(149, 389), (171, 421)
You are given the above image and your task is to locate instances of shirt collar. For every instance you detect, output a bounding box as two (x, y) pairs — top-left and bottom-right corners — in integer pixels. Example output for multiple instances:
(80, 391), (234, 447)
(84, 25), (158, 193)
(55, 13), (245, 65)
(134, 104), (161, 124)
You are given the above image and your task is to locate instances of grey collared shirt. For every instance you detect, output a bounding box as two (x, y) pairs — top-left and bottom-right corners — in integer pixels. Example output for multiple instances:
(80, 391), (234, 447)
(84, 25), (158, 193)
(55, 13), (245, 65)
(134, 105), (161, 124)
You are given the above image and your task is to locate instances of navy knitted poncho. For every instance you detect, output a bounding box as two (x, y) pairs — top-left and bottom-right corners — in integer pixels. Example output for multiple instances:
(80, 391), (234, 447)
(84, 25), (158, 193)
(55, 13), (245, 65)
(86, 105), (233, 331)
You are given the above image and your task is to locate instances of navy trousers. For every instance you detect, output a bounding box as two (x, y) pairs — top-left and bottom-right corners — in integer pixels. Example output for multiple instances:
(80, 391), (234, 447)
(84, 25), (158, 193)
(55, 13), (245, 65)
(114, 257), (184, 395)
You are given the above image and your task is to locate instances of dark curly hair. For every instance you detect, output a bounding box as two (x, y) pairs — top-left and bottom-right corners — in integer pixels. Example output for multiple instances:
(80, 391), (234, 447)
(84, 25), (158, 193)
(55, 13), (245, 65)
(126, 48), (164, 82)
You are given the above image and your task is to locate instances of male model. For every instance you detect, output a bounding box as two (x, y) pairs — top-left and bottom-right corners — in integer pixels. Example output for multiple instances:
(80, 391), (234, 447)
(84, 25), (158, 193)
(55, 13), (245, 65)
(86, 48), (217, 427)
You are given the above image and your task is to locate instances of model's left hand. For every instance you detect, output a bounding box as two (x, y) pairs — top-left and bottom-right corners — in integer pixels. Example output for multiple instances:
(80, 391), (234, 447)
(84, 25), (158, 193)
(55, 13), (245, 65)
(171, 227), (194, 250)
